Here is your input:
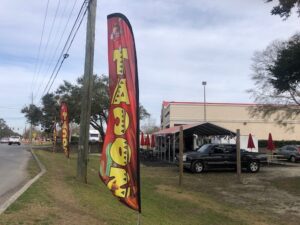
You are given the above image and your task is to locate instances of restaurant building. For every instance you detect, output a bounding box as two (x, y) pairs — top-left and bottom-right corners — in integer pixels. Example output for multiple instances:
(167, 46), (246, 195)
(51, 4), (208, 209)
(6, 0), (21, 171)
(160, 101), (300, 141)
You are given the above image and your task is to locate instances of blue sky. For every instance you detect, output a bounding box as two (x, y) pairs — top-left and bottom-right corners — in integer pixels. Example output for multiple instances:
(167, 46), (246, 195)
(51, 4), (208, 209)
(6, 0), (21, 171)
(0, 0), (299, 133)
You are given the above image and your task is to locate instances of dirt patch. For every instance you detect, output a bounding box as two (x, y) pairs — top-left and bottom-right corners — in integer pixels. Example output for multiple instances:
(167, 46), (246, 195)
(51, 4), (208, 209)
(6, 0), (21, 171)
(153, 165), (300, 225)
(215, 167), (300, 219)
(155, 184), (271, 225)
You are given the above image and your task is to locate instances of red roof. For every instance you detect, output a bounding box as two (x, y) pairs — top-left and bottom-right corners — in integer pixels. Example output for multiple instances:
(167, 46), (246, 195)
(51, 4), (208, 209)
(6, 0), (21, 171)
(162, 101), (257, 107)
(162, 101), (295, 107)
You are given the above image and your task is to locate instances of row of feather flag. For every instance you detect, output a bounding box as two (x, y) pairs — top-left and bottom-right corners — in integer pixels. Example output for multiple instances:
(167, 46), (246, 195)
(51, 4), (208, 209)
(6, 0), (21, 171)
(140, 132), (155, 148)
(247, 132), (275, 151)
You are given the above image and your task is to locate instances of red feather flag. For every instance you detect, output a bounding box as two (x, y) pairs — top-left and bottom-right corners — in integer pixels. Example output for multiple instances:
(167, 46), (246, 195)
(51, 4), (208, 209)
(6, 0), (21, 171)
(145, 134), (150, 147)
(267, 133), (275, 151)
(247, 133), (255, 150)
(99, 13), (141, 212)
(60, 102), (69, 158)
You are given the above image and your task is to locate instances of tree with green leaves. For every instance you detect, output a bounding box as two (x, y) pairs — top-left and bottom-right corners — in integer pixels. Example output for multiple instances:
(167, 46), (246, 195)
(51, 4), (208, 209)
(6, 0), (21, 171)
(42, 74), (150, 140)
(40, 93), (60, 133)
(0, 118), (17, 138)
(266, 0), (300, 18)
(21, 104), (43, 126)
(248, 33), (300, 126)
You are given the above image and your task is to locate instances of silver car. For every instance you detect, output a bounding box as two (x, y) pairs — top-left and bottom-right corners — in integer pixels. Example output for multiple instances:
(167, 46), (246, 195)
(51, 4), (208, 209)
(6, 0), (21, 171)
(275, 145), (300, 163)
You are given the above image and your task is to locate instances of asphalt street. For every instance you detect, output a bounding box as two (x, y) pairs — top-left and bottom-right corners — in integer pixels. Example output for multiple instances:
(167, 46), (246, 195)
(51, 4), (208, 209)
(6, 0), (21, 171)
(0, 144), (31, 205)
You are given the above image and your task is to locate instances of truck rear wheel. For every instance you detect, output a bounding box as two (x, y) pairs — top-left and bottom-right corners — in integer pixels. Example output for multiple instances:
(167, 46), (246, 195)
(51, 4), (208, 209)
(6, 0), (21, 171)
(290, 156), (296, 163)
(247, 161), (260, 173)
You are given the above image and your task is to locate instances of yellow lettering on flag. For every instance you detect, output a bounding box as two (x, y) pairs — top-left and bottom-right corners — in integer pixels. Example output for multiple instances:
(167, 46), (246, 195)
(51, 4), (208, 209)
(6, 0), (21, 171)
(110, 138), (131, 166)
(62, 112), (67, 120)
(107, 167), (130, 198)
(113, 48), (128, 75)
(113, 107), (129, 135)
(112, 79), (129, 105)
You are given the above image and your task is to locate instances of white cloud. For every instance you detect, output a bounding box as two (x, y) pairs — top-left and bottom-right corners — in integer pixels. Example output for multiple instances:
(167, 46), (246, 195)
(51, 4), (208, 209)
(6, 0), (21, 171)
(0, 0), (300, 130)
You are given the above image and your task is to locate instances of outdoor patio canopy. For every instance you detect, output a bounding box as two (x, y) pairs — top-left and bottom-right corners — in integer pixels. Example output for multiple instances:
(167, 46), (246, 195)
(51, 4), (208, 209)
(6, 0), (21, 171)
(153, 122), (236, 137)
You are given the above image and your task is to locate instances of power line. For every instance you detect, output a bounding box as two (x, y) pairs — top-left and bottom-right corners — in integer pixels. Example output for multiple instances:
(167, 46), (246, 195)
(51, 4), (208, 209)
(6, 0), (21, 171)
(33, 0), (70, 97)
(30, 0), (50, 99)
(40, 0), (89, 97)
(34, 0), (80, 101)
(46, 3), (89, 94)
(41, 1), (87, 96)
(34, 0), (62, 94)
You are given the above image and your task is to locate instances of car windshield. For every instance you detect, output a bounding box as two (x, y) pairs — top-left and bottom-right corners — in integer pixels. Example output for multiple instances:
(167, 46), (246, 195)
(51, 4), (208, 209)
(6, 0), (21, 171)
(196, 144), (211, 153)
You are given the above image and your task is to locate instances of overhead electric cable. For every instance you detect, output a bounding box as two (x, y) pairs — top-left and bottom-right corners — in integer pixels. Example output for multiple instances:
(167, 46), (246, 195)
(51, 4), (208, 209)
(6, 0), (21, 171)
(34, 0), (80, 100)
(41, 1), (87, 96)
(45, 2), (89, 94)
(40, 0), (89, 97)
(30, 0), (50, 98)
(34, 0), (62, 90)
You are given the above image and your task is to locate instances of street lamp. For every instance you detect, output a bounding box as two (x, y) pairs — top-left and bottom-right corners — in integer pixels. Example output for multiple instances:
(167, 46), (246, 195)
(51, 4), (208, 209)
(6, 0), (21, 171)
(202, 81), (207, 122)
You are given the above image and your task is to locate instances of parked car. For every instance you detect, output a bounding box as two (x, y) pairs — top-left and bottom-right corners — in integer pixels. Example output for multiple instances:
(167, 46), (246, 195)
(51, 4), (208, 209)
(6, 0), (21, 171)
(8, 136), (21, 145)
(274, 145), (300, 163)
(176, 144), (267, 173)
(0, 137), (9, 143)
(89, 130), (100, 143)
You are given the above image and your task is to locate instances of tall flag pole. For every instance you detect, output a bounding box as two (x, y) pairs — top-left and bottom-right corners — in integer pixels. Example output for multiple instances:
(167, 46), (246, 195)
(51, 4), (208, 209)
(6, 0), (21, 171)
(99, 13), (141, 212)
(60, 102), (70, 158)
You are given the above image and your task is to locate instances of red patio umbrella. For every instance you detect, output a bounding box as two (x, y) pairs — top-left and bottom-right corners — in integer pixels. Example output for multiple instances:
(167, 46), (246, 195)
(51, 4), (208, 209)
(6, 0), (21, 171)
(267, 133), (275, 151)
(247, 133), (255, 151)
(145, 134), (150, 147)
(151, 134), (155, 148)
(140, 132), (145, 146)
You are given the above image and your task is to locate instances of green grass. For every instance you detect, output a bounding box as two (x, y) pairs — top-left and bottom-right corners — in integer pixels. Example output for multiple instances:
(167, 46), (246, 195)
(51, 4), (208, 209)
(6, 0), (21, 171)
(0, 151), (299, 225)
(26, 155), (41, 179)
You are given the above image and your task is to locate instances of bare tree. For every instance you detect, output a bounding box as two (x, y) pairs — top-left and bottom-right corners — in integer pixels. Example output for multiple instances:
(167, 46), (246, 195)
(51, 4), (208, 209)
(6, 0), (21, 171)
(248, 34), (300, 127)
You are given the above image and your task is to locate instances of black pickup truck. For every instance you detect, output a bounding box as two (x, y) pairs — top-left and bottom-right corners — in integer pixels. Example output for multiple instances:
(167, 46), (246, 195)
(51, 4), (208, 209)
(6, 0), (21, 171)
(177, 144), (267, 173)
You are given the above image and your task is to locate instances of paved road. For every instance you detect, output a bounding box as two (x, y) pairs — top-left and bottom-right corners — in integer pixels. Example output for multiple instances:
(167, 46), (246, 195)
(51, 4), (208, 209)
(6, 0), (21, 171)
(0, 144), (31, 204)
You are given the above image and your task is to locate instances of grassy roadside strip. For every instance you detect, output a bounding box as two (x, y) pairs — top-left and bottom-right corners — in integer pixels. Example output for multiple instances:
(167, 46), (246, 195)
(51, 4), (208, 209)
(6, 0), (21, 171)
(27, 152), (42, 179)
(0, 150), (295, 225)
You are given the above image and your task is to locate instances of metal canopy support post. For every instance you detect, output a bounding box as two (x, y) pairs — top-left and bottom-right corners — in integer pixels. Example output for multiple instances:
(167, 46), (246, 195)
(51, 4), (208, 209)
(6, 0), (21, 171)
(173, 133), (176, 162)
(179, 126), (184, 187)
(158, 136), (160, 160)
(236, 129), (241, 182)
(164, 136), (167, 161)
(160, 136), (163, 160)
(168, 136), (171, 163)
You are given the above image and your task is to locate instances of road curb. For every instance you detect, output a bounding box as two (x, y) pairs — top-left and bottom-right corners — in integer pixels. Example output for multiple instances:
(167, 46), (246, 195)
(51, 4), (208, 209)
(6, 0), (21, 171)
(0, 149), (46, 215)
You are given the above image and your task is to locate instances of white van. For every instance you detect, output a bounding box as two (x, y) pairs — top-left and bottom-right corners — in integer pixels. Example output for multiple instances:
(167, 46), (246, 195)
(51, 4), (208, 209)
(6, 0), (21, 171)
(89, 130), (100, 143)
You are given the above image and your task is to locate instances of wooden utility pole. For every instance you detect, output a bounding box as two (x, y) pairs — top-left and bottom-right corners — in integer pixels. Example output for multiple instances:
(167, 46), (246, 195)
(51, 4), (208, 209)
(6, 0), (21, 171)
(179, 126), (184, 187)
(30, 93), (33, 150)
(77, 0), (97, 183)
(236, 129), (241, 182)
